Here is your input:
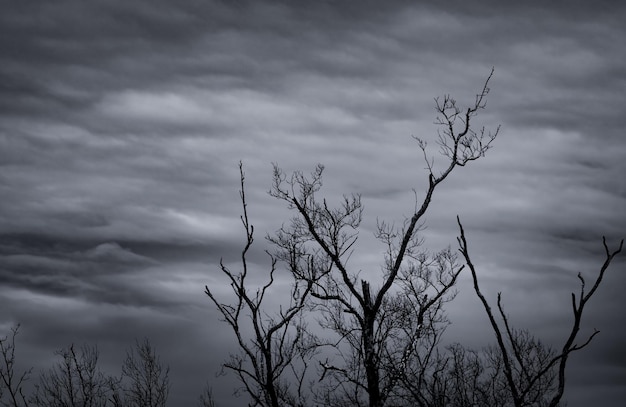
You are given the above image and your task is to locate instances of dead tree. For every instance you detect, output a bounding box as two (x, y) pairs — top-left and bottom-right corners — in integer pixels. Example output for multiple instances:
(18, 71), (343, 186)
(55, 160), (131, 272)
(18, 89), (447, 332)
(457, 217), (623, 407)
(205, 162), (314, 407)
(31, 343), (118, 407)
(0, 325), (32, 407)
(197, 383), (218, 407)
(268, 70), (499, 407)
(209, 68), (621, 406)
(121, 338), (170, 407)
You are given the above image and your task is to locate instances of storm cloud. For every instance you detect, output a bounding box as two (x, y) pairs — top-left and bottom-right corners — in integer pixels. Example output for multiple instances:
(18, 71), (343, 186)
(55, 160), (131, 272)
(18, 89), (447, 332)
(1, 1), (625, 405)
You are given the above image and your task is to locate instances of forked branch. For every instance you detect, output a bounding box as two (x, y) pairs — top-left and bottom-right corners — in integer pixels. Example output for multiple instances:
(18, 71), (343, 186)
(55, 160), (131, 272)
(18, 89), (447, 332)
(205, 162), (312, 407)
(457, 216), (623, 407)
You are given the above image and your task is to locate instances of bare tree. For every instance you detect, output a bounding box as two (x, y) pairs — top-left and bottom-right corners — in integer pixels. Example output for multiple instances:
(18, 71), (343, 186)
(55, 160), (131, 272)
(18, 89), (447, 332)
(209, 68), (622, 407)
(31, 343), (117, 407)
(268, 70), (498, 407)
(205, 162), (314, 407)
(197, 383), (217, 407)
(0, 325), (32, 407)
(120, 338), (170, 407)
(457, 217), (623, 407)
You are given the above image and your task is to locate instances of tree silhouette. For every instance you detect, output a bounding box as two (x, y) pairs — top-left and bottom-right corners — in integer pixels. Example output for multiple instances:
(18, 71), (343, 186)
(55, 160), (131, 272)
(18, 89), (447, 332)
(208, 68), (623, 407)
(120, 338), (170, 407)
(266, 69), (497, 407)
(0, 325), (31, 407)
(205, 162), (314, 407)
(458, 220), (623, 407)
(31, 343), (117, 407)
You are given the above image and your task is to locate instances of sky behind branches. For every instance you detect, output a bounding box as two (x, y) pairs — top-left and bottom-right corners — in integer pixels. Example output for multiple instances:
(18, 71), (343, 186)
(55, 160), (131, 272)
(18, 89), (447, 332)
(1, 1), (625, 405)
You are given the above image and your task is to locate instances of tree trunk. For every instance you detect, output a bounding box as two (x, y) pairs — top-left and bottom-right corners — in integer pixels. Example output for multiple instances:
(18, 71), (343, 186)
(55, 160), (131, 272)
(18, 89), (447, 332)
(362, 281), (382, 407)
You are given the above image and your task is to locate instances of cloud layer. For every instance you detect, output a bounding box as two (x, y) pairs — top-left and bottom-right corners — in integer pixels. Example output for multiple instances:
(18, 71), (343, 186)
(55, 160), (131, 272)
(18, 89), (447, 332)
(1, 1), (625, 405)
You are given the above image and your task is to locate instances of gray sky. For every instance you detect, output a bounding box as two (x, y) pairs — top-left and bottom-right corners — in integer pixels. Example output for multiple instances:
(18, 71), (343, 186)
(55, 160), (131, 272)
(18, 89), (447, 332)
(1, 1), (625, 405)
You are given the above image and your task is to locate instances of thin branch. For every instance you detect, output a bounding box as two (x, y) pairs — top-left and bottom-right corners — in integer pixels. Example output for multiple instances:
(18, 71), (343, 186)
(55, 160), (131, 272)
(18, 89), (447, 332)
(457, 216), (521, 406)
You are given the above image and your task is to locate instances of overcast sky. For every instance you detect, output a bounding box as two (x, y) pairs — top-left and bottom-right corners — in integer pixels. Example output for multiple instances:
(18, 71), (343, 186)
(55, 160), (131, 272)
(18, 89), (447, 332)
(1, 1), (625, 405)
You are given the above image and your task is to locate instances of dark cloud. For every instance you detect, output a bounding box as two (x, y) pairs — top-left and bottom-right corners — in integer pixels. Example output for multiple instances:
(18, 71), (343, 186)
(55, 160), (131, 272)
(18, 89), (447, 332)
(1, 1), (626, 406)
